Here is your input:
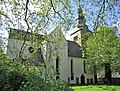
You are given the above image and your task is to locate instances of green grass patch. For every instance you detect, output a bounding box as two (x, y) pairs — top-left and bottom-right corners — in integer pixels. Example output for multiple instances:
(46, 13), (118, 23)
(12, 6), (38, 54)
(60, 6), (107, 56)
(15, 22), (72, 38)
(71, 85), (120, 91)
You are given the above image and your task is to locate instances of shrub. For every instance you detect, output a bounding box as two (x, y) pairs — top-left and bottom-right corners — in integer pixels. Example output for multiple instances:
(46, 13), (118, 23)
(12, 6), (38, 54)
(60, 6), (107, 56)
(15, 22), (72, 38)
(0, 51), (71, 91)
(0, 55), (26, 91)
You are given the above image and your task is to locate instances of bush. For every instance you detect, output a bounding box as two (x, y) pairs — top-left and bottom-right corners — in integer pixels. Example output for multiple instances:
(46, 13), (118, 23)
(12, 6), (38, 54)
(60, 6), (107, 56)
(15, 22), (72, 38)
(0, 56), (26, 91)
(46, 79), (72, 91)
(0, 51), (71, 91)
(19, 71), (72, 91)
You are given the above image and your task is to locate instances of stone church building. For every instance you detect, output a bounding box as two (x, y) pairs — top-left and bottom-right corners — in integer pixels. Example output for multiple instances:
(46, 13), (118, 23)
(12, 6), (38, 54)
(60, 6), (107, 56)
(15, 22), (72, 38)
(6, 7), (95, 84)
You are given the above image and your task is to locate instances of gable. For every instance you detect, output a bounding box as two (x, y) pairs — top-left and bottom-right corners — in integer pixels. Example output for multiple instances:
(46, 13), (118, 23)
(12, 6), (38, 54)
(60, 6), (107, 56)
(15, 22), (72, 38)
(7, 28), (44, 63)
(48, 26), (66, 42)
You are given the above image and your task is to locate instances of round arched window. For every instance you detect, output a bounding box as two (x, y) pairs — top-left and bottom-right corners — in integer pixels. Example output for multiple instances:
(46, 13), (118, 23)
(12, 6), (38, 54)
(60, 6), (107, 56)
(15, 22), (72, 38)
(28, 46), (34, 53)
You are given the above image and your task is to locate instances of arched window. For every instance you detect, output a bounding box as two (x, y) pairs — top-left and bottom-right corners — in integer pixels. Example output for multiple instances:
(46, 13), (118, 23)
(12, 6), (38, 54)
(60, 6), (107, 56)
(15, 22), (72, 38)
(56, 57), (59, 74)
(83, 61), (86, 73)
(28, 46), (34, 53)
(71, 59), (74, 80)
(56, 57), (60, 80)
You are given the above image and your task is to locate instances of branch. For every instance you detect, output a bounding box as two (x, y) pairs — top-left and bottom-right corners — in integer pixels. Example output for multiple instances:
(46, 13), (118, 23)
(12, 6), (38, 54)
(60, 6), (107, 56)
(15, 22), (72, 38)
(0, 11), (14, 24)
(19, 0), (30, 60)
(59, 0), (69, 10)
(93, 0), (105, 31)
(41, 6), (51, 29)
(50, 0), (66, 22)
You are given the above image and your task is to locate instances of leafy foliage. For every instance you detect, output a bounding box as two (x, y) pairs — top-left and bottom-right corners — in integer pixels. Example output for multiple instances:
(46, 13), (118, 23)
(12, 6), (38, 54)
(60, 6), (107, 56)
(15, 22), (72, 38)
(86, 27), (120, 74)
(0, 53), (25, 91)
(0, 47), (71, 91)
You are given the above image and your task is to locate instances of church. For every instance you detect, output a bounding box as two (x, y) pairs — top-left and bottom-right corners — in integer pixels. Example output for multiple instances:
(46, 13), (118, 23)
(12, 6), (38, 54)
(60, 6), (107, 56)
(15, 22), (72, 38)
(6, 7), (95, 84)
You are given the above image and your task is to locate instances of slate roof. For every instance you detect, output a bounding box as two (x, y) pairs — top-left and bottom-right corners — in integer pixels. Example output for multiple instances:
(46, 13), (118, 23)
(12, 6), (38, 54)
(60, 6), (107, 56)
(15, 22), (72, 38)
(67, 40), (82, 58)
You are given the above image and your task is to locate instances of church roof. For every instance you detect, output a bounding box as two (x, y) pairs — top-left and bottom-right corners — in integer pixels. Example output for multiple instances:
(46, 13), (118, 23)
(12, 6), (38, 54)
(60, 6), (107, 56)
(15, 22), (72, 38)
(67, 40), (82, 58)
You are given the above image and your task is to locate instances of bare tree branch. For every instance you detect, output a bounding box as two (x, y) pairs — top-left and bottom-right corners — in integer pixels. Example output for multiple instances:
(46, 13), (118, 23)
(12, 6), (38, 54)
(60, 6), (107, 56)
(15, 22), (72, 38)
(0, 11), (14, 24)
(93, 0), (105, 31)
(59, 0), (69, 10)
(19, 0), (30, 60)
(50, 0), (66, 22)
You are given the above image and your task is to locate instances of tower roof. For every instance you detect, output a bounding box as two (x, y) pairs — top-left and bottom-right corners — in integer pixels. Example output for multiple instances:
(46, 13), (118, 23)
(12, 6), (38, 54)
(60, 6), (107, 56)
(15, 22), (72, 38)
(76, 1), (85, 29)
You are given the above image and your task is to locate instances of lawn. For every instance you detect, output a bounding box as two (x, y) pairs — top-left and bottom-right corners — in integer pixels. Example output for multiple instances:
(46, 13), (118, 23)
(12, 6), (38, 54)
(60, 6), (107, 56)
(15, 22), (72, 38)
(71, 85), (120, 91)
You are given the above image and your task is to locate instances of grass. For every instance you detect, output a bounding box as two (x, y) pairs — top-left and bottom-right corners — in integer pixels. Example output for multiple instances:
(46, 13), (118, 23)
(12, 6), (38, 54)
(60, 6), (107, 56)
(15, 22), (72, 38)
(71, 85), (120, 91)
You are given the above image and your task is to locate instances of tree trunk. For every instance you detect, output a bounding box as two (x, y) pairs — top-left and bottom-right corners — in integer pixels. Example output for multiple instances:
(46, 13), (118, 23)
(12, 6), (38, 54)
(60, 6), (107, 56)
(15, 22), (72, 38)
(94, 65), (98, 84)
(105, 63), (112, 84)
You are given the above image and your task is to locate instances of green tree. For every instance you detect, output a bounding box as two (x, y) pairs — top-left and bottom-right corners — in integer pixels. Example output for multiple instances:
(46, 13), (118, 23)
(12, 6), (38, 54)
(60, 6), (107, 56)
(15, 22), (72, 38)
(86, 27), (120, 84)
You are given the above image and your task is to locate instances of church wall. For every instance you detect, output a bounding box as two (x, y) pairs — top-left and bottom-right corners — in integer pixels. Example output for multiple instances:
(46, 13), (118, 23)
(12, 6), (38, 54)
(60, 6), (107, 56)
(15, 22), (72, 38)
(7, 39), (31, 60)
(68, 56), (84, 84)
(46, 28), (69, 82)
(68, 56), (94, 84)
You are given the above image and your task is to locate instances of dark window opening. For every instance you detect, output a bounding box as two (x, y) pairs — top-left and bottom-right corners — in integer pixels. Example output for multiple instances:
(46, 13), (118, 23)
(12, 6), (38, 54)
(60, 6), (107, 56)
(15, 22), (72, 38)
(81, 74), (85, 84)
(28, 46), (34, 53)
(83, 61), (86, 73)
(71, 59), (74, 80)
(74, 36), (78, 41)
(56, 76), (59, 80)
(71, 75), (74, 80)
(71, 59), (73, 74)
(56, 57), (59, 74)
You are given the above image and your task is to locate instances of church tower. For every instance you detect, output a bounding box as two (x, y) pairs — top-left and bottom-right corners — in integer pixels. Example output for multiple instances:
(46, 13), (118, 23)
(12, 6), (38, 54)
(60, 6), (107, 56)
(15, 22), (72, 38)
(70, 1), (88, 57)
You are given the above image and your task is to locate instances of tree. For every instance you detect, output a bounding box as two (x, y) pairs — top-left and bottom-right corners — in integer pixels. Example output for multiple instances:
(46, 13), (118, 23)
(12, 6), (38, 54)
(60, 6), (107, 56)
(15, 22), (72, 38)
(86, 26), (120, 84)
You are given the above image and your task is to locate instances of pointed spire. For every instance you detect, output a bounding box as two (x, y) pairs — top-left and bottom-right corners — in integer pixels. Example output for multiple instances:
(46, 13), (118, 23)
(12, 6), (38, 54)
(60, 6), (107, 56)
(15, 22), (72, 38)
(77, 0), (85, 29)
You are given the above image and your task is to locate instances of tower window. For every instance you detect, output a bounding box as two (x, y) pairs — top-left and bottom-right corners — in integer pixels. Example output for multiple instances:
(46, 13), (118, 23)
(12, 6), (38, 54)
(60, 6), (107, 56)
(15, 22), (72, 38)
(73, 36), (78, 41)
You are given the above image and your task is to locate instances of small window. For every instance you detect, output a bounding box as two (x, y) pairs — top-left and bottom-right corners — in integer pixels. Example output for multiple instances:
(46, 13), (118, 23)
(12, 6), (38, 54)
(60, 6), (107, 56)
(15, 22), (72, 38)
(28, 46), (34, 53)
(68, 49), (69, 53)
(71, 75), (74, 80)
(56, 76), (60, 80)
(73, 36), (78, 41)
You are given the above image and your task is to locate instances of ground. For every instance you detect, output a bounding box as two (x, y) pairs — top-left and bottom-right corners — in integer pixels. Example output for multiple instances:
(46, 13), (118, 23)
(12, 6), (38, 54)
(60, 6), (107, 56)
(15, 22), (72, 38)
(71, 85), (120, 91)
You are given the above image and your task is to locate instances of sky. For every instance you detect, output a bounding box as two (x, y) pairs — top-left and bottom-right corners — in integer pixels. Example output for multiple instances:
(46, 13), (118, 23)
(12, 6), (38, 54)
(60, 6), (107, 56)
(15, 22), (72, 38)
(65, 0), (120, 40)
(0, 0), (120, 42)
